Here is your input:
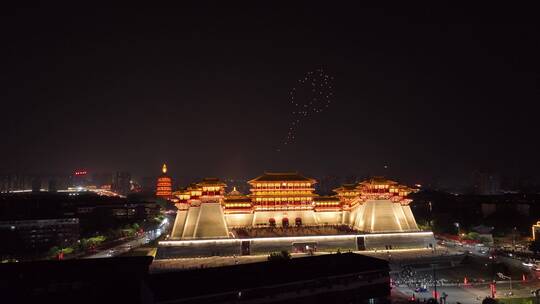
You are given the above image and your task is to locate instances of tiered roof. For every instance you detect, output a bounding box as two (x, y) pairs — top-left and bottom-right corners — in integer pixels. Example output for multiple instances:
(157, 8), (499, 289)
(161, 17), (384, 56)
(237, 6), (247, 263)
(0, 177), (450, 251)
(248, 172), (316, 184)
(197, 178), (227, 187)
(224, 187), (251, 203)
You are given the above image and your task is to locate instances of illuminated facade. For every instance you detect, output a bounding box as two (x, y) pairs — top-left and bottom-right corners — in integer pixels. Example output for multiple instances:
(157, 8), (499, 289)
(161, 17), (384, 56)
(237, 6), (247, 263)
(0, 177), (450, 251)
(170, 172), (420, 239)
(532, 221), (540, 240)
(156, 164), (173, 199)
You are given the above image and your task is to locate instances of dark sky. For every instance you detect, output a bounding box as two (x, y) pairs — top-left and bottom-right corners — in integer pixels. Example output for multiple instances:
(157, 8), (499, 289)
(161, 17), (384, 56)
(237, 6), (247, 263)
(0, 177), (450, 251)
(1, 4), (539, 186)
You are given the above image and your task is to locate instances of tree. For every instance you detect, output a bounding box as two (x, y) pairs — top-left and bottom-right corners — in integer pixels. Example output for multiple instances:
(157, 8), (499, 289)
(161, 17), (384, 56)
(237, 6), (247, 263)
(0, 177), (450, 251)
(482, 297), (498, 304)
(48, 246), (60, 257)
(268, 250), (291, 262)
(468, 232), (480, 240)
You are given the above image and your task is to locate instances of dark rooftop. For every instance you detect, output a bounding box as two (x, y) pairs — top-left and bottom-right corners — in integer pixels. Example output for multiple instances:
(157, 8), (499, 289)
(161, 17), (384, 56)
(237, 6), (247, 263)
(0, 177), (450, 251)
(0, 256), (153, 303)
(149, 253), (388, 302)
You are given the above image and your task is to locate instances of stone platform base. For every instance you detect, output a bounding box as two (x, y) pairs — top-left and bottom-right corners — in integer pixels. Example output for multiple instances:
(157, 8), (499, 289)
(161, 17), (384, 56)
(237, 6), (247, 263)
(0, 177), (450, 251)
(157, 231), (436, 259)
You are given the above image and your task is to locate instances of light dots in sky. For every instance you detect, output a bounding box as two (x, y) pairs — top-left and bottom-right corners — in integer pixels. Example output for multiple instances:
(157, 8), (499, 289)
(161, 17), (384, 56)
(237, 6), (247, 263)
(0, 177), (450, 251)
(280, 68), (335, 149)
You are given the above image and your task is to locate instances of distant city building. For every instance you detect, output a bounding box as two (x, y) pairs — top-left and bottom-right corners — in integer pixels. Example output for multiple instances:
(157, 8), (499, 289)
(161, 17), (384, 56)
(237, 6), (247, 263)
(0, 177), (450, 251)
(112, 171), (131, 196)
(0, 218), (79, 256)
(71, 170), (89, 187)
(92, 172), (113, 188)
(0, 173), (33, 192)
(472, 171), (501, 195)
(0, 192), (160, 240)
(31, 177), (41, 193)
(156, 164), (172, 199)
(48, 179), (58, 193)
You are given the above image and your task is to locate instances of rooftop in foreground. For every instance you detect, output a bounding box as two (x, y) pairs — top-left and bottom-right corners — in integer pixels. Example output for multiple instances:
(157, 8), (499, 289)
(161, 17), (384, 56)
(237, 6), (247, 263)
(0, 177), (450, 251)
(149, 252), (389, 302)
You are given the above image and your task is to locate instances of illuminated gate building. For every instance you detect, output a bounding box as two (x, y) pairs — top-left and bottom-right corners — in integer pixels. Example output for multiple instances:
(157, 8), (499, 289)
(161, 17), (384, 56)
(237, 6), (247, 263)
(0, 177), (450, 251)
(170, 172), (420, 239)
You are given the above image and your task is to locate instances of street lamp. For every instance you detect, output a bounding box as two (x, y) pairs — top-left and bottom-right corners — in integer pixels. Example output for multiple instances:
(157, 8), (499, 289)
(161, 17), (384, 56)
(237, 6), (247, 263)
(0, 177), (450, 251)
(454, 222), (460, 236)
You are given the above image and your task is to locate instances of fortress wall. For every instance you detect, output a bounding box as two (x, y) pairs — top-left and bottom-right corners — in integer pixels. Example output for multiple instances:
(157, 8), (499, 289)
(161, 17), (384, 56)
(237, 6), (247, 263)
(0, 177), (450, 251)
(225, 213), (254, 227)
(194, 203), (229, 238)
(364, 232), (435, 250)
(402, 205), (419, 231)
(170, 210), (188, 239)
(351, 204), (366, 230)
(182, 206), (200, 238)
(157, 232), (437, 258)
(392, 203), (410, 230)
(314, 211), (342, 225)
(252, 210), (318, 226)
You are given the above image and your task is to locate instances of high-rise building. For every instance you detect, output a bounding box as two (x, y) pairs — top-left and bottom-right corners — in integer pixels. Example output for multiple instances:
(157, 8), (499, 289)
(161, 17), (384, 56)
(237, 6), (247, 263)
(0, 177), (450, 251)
(48, 179), (58, 193)
(472, 171), (501, 195)
(31, 178), (41, 193)
(71, 170), (89, 188)
(156, 164), (172, 199)
(112, 172), (131, 196)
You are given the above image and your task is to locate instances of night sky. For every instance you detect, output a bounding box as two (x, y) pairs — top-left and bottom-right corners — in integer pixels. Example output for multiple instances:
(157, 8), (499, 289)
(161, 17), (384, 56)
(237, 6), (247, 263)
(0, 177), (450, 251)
(1, 4), (539, 186)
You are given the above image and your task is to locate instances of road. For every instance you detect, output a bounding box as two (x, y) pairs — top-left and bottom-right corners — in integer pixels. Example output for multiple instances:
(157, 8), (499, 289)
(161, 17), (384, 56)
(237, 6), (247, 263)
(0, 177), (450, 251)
(396, 281), (538, 303)
(390, 240), (540, 303)
(85, 218), (170, 259)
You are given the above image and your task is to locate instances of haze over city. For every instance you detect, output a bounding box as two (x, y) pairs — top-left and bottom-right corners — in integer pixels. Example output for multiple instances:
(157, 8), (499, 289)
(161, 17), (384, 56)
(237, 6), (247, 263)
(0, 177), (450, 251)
(2, 4), (539, 188)
(2, 3), (540, 304)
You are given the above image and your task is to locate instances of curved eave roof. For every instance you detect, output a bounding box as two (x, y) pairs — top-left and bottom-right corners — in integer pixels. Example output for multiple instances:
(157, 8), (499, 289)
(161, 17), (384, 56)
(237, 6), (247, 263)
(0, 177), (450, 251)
(333, 183), (358, 192)
(248, 172), (316, 184)
(197, 178), (227, 187)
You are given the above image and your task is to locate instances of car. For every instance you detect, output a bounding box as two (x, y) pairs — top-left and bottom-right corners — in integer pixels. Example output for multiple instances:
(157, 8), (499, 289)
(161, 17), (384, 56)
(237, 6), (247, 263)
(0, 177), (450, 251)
(522, 262), (534, 267)
(414, 287), (428, 293)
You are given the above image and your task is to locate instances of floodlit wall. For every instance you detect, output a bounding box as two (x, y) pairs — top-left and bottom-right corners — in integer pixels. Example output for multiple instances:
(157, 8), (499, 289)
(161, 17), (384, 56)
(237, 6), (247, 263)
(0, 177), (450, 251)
(225, 213), (254, 228)
(392, 203), (410, 231)
(171, 210), (188, 239)
(252, 210), (318, 226)
(402, 205), (419, 230)
(182, 206), (200, 238)
(350, 200), (420, 233)
(194, 203), (229, 238)
(364, 233), (434, 250)
(314, 211), (342, 225)
(342, 210), (350, 225)
(362, 202), (376, 232)
(351, 204), (366, 231)
(157, 232), (437, 258)
(371, 200), (400, 232)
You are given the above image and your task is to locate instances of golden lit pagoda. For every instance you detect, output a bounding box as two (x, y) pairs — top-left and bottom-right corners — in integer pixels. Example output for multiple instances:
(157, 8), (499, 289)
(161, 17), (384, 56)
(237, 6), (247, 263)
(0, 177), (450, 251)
(156, 163), (173, 199)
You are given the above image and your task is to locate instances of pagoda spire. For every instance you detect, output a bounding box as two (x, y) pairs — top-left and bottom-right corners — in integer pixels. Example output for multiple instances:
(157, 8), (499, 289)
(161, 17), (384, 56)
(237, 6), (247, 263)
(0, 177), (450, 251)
(156, 163), (172, 199)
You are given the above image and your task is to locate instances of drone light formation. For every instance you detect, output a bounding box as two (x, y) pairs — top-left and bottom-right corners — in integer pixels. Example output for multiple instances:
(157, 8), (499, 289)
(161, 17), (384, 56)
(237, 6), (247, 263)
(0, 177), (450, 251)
(280, 68), (334, 150)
